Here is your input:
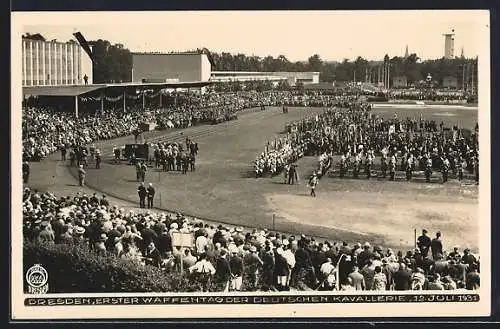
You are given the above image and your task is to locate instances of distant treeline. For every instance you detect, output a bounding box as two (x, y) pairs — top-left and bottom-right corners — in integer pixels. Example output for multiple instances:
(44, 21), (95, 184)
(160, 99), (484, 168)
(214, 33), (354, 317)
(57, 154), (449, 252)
(85, 39), (478, 86)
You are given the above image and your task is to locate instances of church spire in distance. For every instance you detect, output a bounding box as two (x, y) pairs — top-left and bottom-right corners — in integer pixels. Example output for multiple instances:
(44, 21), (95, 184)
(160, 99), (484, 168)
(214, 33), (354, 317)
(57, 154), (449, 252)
(404, 44), (409, 58)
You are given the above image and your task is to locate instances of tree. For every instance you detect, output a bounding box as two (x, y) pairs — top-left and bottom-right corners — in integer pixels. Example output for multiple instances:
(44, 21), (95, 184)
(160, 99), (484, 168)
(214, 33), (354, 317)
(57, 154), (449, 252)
(89, 39), (132, 83)
(308, 54), (323, 72)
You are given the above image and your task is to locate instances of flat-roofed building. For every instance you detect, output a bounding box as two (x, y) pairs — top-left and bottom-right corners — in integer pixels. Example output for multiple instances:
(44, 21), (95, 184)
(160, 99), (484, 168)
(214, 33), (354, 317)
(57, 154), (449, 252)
(22, 34), (93, 87)
(132, 52), (212, 83)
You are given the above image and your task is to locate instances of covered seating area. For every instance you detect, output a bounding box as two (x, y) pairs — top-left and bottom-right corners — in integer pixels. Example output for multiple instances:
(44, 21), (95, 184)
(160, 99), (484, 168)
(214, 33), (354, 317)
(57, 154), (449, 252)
(23, 81), (213, 118)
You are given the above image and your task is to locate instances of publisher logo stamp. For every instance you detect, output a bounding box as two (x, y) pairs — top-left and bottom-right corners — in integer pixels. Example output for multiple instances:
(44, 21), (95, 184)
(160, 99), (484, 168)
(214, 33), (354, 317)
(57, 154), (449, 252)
(26, 264), (49, 294)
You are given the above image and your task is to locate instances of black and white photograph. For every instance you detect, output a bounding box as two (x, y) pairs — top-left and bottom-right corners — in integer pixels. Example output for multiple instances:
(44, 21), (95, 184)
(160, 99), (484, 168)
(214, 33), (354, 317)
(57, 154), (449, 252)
(11, 10), (491, 319)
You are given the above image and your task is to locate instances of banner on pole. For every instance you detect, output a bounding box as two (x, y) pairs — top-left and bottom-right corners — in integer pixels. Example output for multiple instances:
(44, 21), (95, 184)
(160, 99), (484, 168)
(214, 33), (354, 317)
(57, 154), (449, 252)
(172, 232), (195, 248)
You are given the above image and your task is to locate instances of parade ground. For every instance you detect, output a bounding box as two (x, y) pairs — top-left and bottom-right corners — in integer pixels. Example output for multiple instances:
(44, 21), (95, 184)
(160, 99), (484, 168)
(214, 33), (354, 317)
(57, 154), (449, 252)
(28, 105), (479, 252)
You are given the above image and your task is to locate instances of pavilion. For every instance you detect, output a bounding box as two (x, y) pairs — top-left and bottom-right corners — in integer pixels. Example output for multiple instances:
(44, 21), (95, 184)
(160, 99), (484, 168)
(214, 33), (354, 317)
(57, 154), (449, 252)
(22, 81), (213, 118)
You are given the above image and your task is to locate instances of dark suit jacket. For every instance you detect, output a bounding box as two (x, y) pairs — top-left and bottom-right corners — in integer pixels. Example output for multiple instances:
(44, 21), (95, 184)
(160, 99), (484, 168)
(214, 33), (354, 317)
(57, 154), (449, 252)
(393, 269), (411, 290)
(215, 257), (232, 282)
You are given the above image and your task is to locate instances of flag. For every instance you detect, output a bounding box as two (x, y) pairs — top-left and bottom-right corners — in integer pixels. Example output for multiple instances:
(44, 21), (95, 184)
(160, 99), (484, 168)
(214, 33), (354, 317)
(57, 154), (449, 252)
(73, 32), (95, 63)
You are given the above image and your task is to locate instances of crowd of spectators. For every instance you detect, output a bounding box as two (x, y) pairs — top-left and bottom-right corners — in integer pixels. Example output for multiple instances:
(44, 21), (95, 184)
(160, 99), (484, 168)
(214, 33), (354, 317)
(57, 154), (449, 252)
(23, 187), (480, 292)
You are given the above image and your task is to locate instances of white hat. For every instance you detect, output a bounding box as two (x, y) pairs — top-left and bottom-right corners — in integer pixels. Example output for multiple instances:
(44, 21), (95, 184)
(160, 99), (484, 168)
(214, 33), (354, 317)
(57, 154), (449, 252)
(170, 223), (178, 229)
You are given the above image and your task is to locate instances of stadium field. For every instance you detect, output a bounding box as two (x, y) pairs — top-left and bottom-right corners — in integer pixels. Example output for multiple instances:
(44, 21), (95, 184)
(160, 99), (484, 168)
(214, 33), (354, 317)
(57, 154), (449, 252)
(29, 105), (479, 252)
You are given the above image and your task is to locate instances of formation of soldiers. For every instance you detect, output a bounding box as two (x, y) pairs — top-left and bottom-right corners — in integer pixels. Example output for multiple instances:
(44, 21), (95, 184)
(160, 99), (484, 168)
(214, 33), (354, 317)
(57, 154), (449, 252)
(151, 138), (198, 174)
(254, 136), (307, 178)
(66, 143), (102, 170)
(256, 99), (479, 185)
(303, 104), (480, 184)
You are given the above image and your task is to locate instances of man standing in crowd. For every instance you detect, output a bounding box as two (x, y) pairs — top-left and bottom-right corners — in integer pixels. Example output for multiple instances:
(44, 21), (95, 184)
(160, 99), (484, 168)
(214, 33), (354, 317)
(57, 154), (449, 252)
(144, 241), (162, 268)
(60, 144), (66, 161)
(135, 161), (141, 182)
(141, 161), (148, 182)
(189, 253), (216, 292)
(393, 263), (411, 291)
(348, 265), (365, 291)
(137, 182), (147, 208)
(441, 156), (450, 183)
(95, 149), (101, 169)
(431, 231), (443, 260)
(229, 249), (244, 291)
(309, 172), (318, 197)
(389, 154), (396, 181)
(417, 229), (431, 258)
(22, 161), (30, 184)
(78, 164), (86, 186)
(147, 183), (155, 209)
(215, 249), (232, 292)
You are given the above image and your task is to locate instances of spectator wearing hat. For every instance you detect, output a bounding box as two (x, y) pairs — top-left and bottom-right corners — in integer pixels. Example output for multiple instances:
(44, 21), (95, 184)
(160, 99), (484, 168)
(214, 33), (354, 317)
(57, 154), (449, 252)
(357, 242), (373, 269)
(243, 246), (263, 290)
(319, 257), (336, 290)
(146, 183), (155, 209)
(144, 241), (162, 268)
(100, 195), (109, 207)
(430, 231), (443, 260)
(158, 227), (173, 257)
(393, 263), (412, 291)
(261, 245), (276, 291)
(360, 259), (376, 290)
(461, 248), (477, 267)
(447, 246), (461, 261)
(215, 249), (232, 292)
(229, 249), (244, 291)
(417, 229), (431, 258)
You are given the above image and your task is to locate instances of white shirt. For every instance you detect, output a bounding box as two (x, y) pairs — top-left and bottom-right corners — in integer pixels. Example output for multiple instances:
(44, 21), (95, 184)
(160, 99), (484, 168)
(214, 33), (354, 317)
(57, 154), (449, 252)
(196, 235), (208, 254)
(283, 249), (296, 268)
(320, 262), (337, 284)
(189, 259), (216, 275)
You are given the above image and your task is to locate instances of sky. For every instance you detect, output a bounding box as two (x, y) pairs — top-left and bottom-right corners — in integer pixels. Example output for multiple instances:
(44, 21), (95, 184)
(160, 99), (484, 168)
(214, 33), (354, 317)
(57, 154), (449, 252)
(16, 10), (489, 62)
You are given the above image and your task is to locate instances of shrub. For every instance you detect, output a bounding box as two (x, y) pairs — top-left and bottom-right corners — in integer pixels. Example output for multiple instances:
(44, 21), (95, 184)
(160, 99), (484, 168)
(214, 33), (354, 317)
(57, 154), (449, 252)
(23, 240), (310, 293)
(23, 240), (191, 293)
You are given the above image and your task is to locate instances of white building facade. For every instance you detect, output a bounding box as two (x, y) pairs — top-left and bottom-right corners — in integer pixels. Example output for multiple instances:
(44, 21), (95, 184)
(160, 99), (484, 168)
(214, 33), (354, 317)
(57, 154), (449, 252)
(132, 53), (212, 83)
(22, 38), (93, 87)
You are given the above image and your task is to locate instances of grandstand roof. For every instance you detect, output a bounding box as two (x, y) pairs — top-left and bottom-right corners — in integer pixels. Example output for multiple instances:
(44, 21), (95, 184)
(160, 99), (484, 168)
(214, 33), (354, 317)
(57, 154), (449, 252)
(23, 81), (213, 97)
